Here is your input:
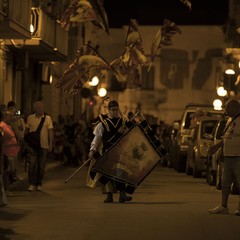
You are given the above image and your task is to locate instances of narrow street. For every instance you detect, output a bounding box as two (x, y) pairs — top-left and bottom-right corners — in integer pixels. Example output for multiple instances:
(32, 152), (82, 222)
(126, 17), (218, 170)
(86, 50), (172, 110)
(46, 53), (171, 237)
(0, 160), (240, 240)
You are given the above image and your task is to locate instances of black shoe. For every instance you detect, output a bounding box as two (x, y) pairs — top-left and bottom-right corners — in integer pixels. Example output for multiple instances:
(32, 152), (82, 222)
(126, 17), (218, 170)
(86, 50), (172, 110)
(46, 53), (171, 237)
(104, 197), (113, 203)
(119, 195), (132, 203)
(104, 192), (113, 203)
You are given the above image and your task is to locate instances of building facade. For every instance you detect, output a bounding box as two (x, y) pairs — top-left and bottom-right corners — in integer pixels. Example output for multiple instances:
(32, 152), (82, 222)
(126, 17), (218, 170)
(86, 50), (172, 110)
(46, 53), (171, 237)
(1, 0), (240, 125)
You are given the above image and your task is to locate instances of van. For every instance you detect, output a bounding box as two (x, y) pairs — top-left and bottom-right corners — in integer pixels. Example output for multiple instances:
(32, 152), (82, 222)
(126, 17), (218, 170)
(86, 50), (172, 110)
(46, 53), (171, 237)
(174, 103), (225, 172)
(186, 116), (225, 177)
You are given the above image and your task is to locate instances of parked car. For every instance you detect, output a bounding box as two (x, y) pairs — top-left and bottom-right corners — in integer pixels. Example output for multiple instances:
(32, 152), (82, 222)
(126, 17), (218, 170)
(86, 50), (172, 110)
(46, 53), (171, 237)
(186, 115), (224, 177)
(206, 118), (227, 185)
(175, 103), (224, 172)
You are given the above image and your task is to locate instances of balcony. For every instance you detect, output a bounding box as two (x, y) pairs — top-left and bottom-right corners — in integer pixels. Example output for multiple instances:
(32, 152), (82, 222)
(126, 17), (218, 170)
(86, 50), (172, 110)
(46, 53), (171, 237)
(0, 0), (32, 39)
(5, 8), (68, 62)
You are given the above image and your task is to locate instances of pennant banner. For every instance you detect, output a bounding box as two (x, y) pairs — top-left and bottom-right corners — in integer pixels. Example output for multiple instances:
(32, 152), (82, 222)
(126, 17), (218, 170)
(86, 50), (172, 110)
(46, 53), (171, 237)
(110, 19), (147, 87)
(148, 19), (181, 71)
(60, 0), (110, 35)
(55, 44), (111, 94)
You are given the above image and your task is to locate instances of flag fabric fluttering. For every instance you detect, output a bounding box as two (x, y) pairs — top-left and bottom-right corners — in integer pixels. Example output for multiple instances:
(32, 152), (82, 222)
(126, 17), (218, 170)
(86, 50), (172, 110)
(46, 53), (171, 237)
(124, 19), (147, 67)
(60, 0), (97, 31)
(110, 19), (147, 88)
(88, 0), (110, 35)
(180, 0), (192, 10)
(161, 19), (182, 46)
(148, 19), (181, 71)
(55, 44), (112, 95)
(60, 0), (110, 35)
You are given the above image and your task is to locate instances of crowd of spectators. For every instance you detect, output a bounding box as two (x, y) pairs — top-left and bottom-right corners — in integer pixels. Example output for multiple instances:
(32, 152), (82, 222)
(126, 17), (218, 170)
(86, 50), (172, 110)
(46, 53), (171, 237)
(52, 114), (92, 166)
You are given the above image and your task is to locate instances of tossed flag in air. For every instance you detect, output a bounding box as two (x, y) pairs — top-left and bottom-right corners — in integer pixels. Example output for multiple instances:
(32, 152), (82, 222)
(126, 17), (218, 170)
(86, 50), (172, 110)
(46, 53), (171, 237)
(180, 0), (192, 10)
(60, 0), (110, 35)
(110, 19), (147, 88)
(88, 0), (110, 35)
(148, 19), (181, 71)
(60, 0), (97, 30)
(55, 44), (112, 95)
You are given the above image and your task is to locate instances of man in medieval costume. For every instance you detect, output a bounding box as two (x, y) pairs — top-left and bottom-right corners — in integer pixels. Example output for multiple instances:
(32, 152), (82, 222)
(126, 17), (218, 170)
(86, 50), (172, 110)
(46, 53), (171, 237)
(88, 100), (134, 203)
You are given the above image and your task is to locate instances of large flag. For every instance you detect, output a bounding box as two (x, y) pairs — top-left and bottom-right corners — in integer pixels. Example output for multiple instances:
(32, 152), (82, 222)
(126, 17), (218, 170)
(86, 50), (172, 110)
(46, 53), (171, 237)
(55, 44), (112, 94)
(60, 0), (110, 35)
(180, 0), (192, 10)
(91, 125), (162, 188)
(148, 19), (181, 71)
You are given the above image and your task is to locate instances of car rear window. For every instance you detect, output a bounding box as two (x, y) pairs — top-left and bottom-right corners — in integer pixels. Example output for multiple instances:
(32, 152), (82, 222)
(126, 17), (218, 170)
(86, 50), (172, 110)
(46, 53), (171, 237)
(182, 111), (195, 129)
(201, 120), (219, 138)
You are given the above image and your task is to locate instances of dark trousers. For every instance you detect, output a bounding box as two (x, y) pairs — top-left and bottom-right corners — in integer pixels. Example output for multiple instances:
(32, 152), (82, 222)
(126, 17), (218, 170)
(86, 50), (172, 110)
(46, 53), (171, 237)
(28, 148), (48, 186)
(100, 175), (126, 192)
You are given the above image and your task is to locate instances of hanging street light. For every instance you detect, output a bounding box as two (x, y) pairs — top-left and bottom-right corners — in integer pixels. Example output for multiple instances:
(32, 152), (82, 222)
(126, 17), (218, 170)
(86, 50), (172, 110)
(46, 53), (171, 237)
(98, 87), (107, 97)
(217, 86), (227, 97)
(88, 76), (99, 86)
(213, 99), (223, 110)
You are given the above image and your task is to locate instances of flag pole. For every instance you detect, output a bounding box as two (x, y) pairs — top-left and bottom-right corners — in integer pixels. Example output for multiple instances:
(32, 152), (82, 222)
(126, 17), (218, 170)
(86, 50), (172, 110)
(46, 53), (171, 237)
(65, 158), (91, 184)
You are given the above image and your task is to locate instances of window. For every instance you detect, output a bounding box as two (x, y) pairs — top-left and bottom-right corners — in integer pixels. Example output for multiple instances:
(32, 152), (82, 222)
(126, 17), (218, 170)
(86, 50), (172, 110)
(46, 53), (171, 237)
(141, 66), (154, 90)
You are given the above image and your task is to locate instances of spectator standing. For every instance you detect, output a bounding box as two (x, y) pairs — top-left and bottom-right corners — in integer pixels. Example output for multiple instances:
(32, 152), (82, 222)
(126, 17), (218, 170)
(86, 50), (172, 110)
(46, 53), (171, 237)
(0, 110), (19, 196)
(7, 100), (26, 181)
(74, 119), (87, 165)
(54, 115), (65, 163)
(25, 101), (53, 192)
(63, 115), (76, 166)
(53, 120), (65, 162)
(208, 98), (240, 215)
(0, 109), (7, 207)
(7, 101), (25, 142)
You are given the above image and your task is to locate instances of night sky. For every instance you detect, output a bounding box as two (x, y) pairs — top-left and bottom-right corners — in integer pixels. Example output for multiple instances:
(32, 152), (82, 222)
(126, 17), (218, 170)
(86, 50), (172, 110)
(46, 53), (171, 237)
(103, 0), (229, 27)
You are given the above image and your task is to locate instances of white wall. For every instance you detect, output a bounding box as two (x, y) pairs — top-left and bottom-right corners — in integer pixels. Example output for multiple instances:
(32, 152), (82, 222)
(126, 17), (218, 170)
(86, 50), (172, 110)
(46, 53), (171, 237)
(96, 25), (227, 124)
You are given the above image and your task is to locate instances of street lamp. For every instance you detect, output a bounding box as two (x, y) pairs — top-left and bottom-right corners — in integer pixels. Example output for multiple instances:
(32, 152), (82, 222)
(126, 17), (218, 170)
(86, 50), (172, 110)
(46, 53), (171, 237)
(213, 99), (223, 110)
(224, 53), (236, 75)
(30, 24), (34, 34)
(225, 63), (235, 75)
(88, 76), (99, 86)
(98, 87), (107, 97)
(217, 86), (227, 97)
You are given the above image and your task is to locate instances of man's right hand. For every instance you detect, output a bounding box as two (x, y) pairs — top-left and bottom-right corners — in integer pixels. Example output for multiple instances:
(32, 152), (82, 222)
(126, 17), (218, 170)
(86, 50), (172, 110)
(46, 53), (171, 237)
(88, 150), (95, 159)
(207, 141), (223, 155)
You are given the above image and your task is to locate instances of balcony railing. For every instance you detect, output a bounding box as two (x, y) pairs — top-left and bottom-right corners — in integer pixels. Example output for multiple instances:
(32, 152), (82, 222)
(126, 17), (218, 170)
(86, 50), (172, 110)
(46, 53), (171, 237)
(5, 7), (68, 61)
(30, 8), (68, 58)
